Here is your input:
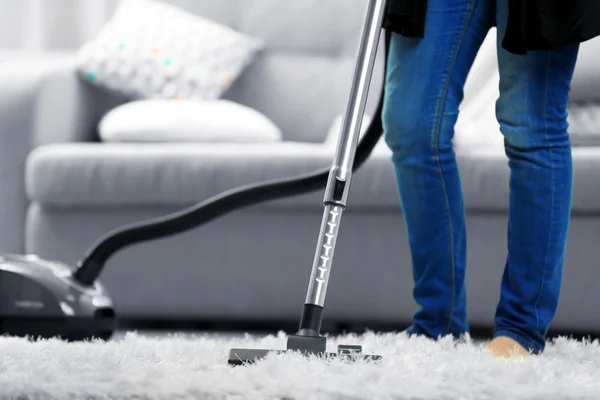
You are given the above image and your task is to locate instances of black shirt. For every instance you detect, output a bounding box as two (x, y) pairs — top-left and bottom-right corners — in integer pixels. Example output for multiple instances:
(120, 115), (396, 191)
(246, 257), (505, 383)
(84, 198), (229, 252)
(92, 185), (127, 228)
(383, 0), (600, 54)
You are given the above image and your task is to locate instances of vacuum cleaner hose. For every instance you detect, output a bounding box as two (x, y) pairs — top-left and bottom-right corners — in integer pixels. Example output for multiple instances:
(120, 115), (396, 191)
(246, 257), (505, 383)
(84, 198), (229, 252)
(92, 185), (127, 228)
(72, 30), (391, 286)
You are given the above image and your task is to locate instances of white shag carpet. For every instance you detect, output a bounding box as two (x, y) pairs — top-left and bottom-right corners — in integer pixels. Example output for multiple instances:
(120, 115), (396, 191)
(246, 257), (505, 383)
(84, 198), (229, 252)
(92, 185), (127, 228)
(1, 331), (599, 400)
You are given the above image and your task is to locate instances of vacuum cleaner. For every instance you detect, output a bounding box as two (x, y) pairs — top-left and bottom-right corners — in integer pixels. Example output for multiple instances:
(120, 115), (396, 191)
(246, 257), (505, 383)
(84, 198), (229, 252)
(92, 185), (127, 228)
(0, 0), (392, 364)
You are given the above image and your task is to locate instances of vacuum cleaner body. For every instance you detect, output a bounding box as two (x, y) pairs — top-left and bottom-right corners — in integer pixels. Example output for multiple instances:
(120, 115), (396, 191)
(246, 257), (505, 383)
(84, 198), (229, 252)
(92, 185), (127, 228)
(0, 254), (116, 341)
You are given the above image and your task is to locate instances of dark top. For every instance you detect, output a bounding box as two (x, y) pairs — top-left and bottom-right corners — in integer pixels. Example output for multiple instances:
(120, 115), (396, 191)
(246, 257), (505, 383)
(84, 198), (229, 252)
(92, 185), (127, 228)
(383, 0), (600, 54)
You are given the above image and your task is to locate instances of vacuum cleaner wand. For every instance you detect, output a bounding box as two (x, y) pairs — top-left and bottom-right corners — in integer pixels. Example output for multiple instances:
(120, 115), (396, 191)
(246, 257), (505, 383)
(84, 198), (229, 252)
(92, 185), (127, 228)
(71, 3), (389, 288)
(229, 0), (389, 365)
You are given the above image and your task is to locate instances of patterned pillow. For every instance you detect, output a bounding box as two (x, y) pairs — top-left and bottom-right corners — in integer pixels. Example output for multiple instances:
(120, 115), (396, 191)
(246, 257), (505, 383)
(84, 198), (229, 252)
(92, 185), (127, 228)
(76, 0), (263, 100)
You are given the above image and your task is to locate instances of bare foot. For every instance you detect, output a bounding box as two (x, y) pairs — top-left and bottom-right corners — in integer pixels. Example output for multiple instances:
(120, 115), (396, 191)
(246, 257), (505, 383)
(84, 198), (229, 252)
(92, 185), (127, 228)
(486, 336), (530, 358)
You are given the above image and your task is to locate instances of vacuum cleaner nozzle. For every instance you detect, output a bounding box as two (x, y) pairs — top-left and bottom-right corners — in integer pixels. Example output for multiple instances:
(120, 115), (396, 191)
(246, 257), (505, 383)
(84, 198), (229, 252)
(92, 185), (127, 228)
(228, 334), (382, 366)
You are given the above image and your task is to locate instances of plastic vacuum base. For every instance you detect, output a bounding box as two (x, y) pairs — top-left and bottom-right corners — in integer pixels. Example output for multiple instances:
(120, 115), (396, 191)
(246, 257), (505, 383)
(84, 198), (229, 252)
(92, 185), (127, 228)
(228, 334), (382, 366)
(0, 316), (117, 341)
(228, 347), (382, 366)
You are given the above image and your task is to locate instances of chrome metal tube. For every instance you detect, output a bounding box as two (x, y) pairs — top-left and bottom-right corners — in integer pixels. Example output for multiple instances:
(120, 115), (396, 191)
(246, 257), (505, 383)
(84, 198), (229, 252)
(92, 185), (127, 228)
(305, 0), (387, 307)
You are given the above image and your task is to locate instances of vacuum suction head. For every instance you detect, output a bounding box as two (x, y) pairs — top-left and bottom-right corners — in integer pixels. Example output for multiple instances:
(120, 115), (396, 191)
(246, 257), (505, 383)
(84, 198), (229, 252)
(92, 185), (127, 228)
(228, 334), (382, 366)
(0, 254), (117, 341)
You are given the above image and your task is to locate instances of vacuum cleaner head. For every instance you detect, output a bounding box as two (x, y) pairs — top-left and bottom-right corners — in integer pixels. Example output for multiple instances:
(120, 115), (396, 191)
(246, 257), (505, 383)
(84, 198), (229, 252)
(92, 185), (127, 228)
(228, 334), (382, 366)
(0, 254), (117, 341)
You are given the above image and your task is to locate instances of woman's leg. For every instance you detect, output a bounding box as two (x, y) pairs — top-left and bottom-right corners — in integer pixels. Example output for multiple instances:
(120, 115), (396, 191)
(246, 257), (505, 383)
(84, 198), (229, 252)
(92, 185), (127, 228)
(382, 0), (494, 339)
(490, 0), (580, 356)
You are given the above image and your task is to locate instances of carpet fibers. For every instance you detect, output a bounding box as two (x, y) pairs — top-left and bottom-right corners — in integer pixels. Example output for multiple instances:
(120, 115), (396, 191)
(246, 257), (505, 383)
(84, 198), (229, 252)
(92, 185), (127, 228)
(0, 331), (599, 399)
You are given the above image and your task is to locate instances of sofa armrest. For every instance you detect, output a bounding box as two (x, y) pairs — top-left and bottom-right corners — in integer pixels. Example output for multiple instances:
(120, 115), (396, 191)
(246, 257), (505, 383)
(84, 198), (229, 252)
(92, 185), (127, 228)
(0, 55), (125, 253)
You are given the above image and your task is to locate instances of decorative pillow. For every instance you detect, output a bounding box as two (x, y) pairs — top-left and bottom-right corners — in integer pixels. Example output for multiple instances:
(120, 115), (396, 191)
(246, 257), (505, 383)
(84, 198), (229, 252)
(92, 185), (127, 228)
(98, 99), (282, 143)
(76, 0), (263, 101)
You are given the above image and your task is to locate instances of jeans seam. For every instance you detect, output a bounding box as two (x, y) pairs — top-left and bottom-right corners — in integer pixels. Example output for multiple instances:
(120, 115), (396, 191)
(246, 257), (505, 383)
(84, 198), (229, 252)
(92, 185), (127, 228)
(430, 0), (476, 334)
(532, 50), (554, 332)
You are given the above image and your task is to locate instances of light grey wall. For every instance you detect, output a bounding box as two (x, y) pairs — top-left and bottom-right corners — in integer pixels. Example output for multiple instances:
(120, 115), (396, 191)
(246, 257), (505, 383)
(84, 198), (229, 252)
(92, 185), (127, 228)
(0, 0), (28, 49)
(0, 0), (116, 50)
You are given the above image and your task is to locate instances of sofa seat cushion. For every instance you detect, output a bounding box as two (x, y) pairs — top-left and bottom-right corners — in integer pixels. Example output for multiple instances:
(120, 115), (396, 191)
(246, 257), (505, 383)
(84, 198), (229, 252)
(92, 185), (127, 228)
(455, 145), (600, 214)
(26, 142), (397, 211)
(26, 143), (600, 213)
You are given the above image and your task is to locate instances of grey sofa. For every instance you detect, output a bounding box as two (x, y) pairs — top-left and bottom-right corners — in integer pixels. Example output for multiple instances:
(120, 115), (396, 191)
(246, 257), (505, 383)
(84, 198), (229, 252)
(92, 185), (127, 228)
(1, 0), (599, 336)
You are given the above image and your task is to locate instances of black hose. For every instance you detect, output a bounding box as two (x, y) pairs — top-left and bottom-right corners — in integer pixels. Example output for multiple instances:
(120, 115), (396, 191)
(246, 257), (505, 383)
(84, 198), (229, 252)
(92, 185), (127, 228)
(72, 30), (391, 286)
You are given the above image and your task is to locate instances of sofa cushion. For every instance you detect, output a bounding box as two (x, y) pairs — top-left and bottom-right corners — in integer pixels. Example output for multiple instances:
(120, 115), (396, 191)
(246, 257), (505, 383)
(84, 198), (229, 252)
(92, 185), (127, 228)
(455, 146), (600, 214)
(26, 143), (600, 213)
(26, 142), (397, 211)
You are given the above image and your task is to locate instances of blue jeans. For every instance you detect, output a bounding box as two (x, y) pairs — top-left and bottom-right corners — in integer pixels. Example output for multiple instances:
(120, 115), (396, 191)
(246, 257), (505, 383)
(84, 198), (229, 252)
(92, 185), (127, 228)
(382, 0), (579, 354)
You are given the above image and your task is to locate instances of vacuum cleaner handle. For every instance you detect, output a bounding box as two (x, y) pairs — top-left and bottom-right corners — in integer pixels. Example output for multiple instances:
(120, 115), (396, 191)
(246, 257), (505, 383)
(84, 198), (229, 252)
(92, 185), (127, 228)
(72, 10), (392, 287)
